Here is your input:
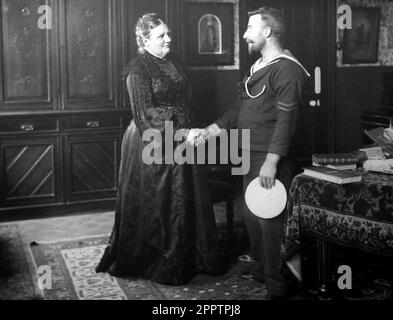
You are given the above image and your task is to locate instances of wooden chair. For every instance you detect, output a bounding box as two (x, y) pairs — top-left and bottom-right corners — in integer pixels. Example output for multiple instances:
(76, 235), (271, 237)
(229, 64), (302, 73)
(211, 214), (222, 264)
(207, 164), (242, 234)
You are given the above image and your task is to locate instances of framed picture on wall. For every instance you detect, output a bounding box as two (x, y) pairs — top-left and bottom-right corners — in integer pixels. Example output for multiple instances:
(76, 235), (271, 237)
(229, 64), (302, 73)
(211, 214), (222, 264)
(342, 7), (380, 64)
(182, 0), (237, 67)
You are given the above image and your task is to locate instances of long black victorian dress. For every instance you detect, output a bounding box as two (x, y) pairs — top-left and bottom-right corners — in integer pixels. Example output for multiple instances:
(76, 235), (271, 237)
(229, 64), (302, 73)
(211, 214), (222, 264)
(95, 51), (220, 285)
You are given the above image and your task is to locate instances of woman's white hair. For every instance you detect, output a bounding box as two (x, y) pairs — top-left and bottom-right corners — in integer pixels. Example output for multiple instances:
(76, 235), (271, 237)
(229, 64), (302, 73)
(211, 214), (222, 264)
(135, 13), (165, 53)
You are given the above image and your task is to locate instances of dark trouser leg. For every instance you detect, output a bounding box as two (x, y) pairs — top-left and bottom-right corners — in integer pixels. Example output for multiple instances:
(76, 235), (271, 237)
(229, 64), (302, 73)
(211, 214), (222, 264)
(258, 212), (286, 296)
(242, 152), (296, 297)
(242, 153), (266, 262)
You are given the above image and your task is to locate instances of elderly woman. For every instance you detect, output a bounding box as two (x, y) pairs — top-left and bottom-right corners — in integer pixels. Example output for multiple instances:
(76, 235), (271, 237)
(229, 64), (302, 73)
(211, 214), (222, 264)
(95, 13), (221, 285)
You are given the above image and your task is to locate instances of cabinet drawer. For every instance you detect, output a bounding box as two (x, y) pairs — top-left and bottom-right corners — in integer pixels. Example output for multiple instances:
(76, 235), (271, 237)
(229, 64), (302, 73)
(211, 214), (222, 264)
(64, 117), (121, 131)
(0, 119), (58, 133)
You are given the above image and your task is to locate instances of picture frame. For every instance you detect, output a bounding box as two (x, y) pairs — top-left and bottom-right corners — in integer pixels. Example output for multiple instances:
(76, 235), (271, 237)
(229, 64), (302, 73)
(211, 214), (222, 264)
(342, 7), (380, 64)
(182, 0), (238, 68)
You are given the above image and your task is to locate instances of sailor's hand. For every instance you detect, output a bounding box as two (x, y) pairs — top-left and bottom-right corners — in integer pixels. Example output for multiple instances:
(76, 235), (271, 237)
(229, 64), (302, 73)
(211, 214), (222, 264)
(206, 123), (221, 138)
(259, 154), (280, 189)
(259, 161), (277, 189)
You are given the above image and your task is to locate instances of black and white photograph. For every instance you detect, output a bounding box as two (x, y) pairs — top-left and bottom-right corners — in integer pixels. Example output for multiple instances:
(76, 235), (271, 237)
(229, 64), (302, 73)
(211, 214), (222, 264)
(198, 13), (222, 54)
(342, 6), (380, 64)
(0, 0), (392, 312)
(183, 0), (235, 66)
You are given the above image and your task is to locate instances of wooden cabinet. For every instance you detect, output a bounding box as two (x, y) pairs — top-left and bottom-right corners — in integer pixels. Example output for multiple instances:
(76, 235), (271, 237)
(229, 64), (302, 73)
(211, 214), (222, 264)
(0, 0), (151, 220)
(0, 113), (127, 219)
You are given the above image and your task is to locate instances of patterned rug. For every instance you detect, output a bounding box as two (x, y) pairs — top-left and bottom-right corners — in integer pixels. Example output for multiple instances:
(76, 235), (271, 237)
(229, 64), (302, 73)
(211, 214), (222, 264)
(3, 223), (392, 300)
(29, 224), (270, 300)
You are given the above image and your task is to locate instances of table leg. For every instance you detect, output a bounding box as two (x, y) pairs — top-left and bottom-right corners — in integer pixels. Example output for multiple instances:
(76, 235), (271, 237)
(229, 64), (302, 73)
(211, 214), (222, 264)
(226, 200), (234, 235)
(317, 238), (332, 300)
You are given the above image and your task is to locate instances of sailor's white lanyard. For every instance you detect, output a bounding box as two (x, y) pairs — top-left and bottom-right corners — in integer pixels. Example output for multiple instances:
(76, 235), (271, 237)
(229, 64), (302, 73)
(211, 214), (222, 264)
(244, 76), (266, 98)
(244, 56), (311, 99)
(244, 59), (278, 99)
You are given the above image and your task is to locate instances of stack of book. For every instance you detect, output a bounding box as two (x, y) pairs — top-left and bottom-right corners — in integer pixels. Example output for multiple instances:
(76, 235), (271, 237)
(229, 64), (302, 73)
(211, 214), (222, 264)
(303, 152), (364, 184)
(302, 166), (362, 184)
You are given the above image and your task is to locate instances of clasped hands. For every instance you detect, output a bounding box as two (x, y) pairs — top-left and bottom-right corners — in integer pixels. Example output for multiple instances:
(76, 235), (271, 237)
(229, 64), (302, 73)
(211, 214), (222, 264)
(186, 128), (208, 146)
(184, 124), (221, 146)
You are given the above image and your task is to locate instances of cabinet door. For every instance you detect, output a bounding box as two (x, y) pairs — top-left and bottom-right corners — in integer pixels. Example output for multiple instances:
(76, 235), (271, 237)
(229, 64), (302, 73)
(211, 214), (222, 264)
(58, 0), (120, 110)
(283, 0), (332, 164)
(0, 136), (60, 207)
(64, 132), (119, 201)
(0, 0), (58, 111)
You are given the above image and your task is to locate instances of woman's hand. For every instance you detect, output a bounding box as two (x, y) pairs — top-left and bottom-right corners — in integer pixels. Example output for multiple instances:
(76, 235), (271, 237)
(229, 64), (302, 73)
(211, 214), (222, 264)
(186, 129), (207, 146)
(176, 128), (190, 141)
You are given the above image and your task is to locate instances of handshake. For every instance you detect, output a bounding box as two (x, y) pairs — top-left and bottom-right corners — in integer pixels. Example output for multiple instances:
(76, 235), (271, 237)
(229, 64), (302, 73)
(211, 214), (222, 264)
(184, 124), (221, 146)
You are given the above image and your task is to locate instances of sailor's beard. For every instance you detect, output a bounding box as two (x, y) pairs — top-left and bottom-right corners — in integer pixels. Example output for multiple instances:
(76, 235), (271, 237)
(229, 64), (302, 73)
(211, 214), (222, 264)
(247, 39), (265, 54)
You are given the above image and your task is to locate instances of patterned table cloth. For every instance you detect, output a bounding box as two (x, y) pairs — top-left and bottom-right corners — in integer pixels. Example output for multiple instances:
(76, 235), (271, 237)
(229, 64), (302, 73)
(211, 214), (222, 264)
(282, 171), (393, 260)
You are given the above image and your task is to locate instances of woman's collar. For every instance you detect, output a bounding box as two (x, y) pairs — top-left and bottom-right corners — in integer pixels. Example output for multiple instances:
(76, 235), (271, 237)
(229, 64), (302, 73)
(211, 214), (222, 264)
(143, 49), (168, 61)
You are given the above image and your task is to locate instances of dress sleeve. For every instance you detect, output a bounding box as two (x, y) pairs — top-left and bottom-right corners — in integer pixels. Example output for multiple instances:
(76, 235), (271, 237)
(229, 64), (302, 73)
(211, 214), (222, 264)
(268, 63), (305, 157)
(126, 68), (169, 135)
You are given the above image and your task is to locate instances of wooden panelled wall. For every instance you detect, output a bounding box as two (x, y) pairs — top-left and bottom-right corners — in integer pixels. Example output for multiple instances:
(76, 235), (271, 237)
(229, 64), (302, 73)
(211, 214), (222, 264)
(336, 67), (393, 152)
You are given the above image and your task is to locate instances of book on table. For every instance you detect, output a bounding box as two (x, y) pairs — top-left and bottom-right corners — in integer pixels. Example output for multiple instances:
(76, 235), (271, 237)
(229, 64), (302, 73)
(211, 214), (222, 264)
(312, 152), (365, 165)
(312, 162), (357, 170)
(302, 166), (362, 184)
(358, 145), (385, 160)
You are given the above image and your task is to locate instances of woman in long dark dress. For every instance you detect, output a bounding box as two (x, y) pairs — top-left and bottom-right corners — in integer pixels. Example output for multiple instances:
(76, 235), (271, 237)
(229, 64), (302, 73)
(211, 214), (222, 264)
(95, 13), (221, 285)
